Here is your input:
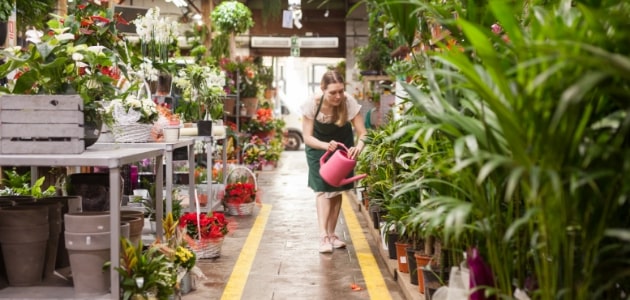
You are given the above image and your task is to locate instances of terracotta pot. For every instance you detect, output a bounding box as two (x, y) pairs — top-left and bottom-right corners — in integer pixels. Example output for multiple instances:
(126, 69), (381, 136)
(395, 241), (409, 273)
(414, 252), (433, 294)
(241, 97), (259, 116)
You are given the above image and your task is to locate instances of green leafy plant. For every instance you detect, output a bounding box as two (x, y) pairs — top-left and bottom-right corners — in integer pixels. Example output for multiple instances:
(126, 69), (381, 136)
(0, 0), (14, 21)
(0, 168), (56, 198)
(210, 1), (254, 35)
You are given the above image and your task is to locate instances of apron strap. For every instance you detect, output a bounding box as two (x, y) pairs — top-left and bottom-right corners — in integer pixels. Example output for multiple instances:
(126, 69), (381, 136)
(315, 95), (324, 118)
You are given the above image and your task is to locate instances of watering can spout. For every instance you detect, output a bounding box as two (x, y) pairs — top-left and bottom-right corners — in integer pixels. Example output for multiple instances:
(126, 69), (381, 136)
(339, 174), (367, 186)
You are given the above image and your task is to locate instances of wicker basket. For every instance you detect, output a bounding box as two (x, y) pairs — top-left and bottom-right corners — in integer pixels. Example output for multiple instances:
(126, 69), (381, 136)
(111, 124), (153, 143)
(225, 201), (255, 216)
(184, 235), (224, 259)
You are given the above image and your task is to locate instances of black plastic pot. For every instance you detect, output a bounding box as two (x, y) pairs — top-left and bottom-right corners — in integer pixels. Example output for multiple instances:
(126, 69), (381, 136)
(387, 232), (398, 259)
(407, 247), (418, 285)
(197, 120), (213, 136)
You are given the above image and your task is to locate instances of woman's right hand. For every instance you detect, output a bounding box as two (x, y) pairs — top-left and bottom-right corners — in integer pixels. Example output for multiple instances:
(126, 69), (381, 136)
(327, 140), (338, 152)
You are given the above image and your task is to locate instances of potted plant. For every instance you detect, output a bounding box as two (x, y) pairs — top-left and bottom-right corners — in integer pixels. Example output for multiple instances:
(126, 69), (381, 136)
(172, 64), (226, 134)
(102, 95), (160, 143)
(0, 1), (129, 147)
(132, 7), (179, 95)
(210, 1), (254, 59)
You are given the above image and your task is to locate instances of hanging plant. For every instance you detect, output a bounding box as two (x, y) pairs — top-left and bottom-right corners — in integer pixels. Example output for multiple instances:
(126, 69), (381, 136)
(210, 1), (254, 35)
(210, 1), (254, 59)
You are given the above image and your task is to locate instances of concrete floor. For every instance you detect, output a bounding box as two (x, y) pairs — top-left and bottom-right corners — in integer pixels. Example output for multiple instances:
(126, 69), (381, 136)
(183, 150), (407, 300)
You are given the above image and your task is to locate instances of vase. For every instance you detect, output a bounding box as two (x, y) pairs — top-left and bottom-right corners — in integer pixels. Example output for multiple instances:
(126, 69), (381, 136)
(0, 207), (50, 286)
(395, 241), (409, 273)
(180, 272), (193, 294)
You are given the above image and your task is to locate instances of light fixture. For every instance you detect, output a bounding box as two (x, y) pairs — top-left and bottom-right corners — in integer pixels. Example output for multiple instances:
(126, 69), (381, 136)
(324, 9), (329, 17)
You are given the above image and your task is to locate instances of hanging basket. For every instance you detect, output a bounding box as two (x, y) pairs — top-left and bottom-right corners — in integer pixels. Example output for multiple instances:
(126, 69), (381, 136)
(184, 235), (224, 259)
(225, 201), (255, 216)
(111, 124), (153, 143)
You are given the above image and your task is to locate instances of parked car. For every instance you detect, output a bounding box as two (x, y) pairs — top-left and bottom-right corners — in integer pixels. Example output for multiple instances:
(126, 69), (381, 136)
(279, 98), (303, 151)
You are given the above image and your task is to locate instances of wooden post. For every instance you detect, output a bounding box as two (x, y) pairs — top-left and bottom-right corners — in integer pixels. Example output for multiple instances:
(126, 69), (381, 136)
(202, 0), (213, 53)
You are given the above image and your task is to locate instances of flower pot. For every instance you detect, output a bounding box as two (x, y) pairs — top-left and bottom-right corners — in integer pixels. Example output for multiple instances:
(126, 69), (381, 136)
(65, 212), (110, 233)
(414, 252), (433, 294)
(407, 248), (419, 285)
(65, 231), (111, 296)
(16, 201), (63, 279)
(421, 265), (446, 299)
(0, 225), (49, 286)
(387, 232), (398, 260)
(395, 241), (409, 273)
(369, 204), (382, 229)
(163, 126), (180, 142)
(241, 97), (259, 117)
(67, 173), (110, 212)
(224, 98), (236, 116)
(39, 196), (83, 269)
(121, 215), (144, 246)
(180, 271), (193, 294)
(197, 120), (213, 136)
(84, 115), (103, 148)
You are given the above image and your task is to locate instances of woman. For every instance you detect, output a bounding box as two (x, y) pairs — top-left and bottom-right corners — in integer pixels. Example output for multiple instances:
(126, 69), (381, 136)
(301, 70), (367, 253)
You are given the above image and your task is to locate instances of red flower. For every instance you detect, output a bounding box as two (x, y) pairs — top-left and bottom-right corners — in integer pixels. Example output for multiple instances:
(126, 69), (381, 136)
(91, 15), (111, 25)
(224, 182), (256, 204)
(178, 212), (229, 240)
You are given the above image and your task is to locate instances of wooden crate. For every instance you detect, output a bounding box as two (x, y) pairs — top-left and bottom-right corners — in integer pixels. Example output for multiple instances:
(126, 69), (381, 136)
(0, 95), (85, 154)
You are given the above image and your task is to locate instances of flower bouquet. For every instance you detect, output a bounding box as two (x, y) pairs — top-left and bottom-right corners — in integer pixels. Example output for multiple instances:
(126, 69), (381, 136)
(178, 211), (229, 258)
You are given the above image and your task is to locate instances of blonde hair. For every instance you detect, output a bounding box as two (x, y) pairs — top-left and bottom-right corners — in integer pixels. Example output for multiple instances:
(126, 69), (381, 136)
(320, 70), (348, 127)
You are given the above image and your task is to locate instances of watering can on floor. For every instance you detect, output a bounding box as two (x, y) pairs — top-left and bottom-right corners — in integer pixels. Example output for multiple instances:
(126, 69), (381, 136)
(320, 143), (367, 187)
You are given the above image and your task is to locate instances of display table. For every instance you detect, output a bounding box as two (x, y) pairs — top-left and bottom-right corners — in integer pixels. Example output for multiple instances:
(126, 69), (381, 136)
(90, 139), (195, 214)
(0, 148), (164, 299)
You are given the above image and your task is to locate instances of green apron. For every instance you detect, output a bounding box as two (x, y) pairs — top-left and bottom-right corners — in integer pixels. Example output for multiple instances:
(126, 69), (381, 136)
(305, 97), (355, 192)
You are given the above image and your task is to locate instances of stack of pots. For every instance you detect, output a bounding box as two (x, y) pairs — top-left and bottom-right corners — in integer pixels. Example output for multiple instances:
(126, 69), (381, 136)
(121, 209), (145, 246)
(0, 204), (49, 286)
(65, 212), (129, 297)
(39, 196), (83, 270)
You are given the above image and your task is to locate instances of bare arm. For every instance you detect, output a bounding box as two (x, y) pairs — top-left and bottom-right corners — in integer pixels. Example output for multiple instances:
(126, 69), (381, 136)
(347, 112), (368, 159)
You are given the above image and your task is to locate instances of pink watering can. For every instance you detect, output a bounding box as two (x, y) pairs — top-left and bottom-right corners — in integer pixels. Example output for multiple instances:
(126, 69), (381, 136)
(320, 144), (367, 187)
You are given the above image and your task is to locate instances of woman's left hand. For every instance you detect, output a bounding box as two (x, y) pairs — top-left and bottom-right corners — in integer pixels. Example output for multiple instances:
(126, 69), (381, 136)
(347, 144), (363, 160)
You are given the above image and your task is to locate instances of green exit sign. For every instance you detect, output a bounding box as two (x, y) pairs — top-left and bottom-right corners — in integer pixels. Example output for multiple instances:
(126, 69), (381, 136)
(290, 47), (300, 57)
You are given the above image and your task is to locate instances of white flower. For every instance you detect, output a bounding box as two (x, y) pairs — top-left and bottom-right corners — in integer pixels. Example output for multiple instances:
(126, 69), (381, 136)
(72, 52), (84, 61)
(25, 29), (43, 44)
(87, 45), (106, 55)
(55, 33), (75, 42)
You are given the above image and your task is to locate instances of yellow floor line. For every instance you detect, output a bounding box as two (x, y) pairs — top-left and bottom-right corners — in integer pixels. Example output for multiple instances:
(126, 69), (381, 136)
(342, 195), (393, 300)
(221, 204), (272, 300)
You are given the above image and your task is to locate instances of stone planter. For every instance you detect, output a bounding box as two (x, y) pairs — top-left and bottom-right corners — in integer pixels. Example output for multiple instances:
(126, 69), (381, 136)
(65, 212), (110, 233)
(121, 215), (144, 246)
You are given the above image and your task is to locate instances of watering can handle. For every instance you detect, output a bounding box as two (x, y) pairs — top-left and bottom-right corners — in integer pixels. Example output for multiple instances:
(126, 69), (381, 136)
(320, 143), (348, 165)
